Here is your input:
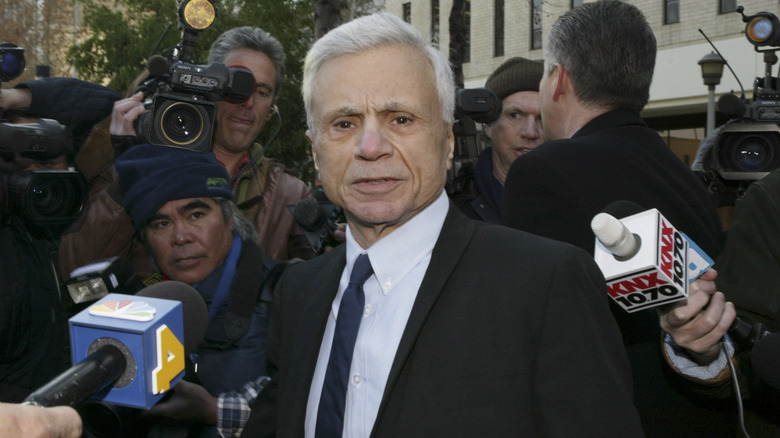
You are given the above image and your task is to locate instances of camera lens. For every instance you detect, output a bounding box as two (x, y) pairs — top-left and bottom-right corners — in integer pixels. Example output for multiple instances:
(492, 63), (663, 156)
(6, 170), (86, 225)
(0, 43), (25, 82)
(735, 138), (771, 171)
(720, 131), (779, 172)
(159, 101), (205, 146)
(29, 174), (82, 218)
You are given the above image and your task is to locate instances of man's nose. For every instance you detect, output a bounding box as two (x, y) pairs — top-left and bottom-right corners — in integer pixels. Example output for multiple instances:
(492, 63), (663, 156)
(355, 120), (392, 160)
(172, 224), (194, 246)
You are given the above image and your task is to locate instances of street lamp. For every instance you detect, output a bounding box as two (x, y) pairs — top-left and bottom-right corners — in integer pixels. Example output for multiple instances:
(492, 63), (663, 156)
(698, 52), (726, 134)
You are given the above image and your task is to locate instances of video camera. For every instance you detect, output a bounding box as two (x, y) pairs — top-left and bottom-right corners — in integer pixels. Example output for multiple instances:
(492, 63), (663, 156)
(446, 87), (502, 195)
(703, 6), (780, 205)
(134, 0), (255, 152)
(0, 43), (86, 235)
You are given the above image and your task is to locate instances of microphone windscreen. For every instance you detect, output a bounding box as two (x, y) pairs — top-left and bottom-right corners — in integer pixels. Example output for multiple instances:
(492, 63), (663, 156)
(136, 281), (207, 355)
(292, 198), (327, 232)
(751, 332), (780, 390)
(146, 55), (169, 77)
(601, 200), (645, 220)
(718, 93), (747, 119)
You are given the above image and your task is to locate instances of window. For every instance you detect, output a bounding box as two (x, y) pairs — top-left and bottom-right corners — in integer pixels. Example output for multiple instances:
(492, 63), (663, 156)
(431, 0), (440, 48)
(720, 0), (737, 14)
(531, 0), (542, 50)
(664, 0), (679, 24)
(402, 2), (411, 23)
(494, 0), (504, 57)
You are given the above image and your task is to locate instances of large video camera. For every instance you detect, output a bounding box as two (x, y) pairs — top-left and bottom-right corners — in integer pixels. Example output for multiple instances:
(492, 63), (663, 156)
(134, 0), (255, 152)
(0, 43), (86, 236)
(703, 6), (780, 205)
(446, 87), (502, 195)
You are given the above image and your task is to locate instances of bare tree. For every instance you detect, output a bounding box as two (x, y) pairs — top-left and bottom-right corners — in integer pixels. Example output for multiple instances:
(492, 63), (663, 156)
(0, 0), (76, 83)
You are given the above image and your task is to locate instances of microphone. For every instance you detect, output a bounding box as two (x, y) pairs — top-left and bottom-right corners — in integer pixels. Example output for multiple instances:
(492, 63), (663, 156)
(591, 201), (713, 313)
(289, 198), (343, 253)
(717, 93), (748, 119)
(23, 281), (207, 409)
(751, 332), (780, 390)
(146, 55), (169, 78)
(592, 201), (771, 351)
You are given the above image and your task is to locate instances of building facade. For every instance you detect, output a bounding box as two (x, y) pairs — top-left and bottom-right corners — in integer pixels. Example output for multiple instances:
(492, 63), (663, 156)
(385, 0), (777, 163)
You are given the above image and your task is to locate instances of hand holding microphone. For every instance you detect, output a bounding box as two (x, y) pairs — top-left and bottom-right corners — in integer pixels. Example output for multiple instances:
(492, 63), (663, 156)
(658, 269), (737, 365)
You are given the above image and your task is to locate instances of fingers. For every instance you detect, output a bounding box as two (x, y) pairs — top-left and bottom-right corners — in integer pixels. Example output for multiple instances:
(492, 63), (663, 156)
(110, 91), (145, 136)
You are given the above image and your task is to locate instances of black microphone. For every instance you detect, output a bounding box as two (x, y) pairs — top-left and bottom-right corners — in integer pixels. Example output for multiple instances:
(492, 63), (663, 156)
(146, 55), (169, 78)
(290, 198), (343, 253)
(750, 332), (780, 390)
(717, 93), (747, 119)
(23, 281), (207, 408)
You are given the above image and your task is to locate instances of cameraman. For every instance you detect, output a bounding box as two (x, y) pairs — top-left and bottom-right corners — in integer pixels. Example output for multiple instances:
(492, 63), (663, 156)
(59, 27), (315, 282)
(454, 57), (544, 223)
(1, 78), (118, 402)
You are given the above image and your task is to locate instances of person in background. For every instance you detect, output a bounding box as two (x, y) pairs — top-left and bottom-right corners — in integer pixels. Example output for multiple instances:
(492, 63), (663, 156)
(501, 1), (731, 436)
(662, 167), (780, 436)
(115, 144), (273, 437)
(60, 26), (315, 282)
(456, 56), (543, 223)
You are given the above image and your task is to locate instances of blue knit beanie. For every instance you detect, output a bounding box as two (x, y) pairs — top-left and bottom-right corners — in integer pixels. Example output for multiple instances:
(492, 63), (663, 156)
(115, 144), (233, 231)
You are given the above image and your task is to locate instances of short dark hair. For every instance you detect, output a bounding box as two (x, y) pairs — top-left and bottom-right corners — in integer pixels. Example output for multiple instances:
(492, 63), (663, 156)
(544, 0), (656, 112)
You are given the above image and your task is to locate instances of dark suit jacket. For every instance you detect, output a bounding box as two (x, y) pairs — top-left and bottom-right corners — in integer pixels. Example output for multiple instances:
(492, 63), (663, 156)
(502, 109), (735, 437)
(241, 204), (643, 437)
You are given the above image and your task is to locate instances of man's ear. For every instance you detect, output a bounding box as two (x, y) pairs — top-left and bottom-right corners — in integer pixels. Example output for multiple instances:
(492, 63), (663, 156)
(553, 63), (567, 102)
(444, 124), (455, 171)
(307, 130), (319, 172)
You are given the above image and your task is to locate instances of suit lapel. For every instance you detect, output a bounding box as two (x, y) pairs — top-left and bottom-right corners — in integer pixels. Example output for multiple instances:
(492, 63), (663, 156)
(287, 245), (347, 427)
(373, 204), (476, 430)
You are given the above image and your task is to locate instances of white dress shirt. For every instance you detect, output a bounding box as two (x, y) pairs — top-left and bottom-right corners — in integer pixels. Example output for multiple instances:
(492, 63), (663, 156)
(304, 190), (449, 438)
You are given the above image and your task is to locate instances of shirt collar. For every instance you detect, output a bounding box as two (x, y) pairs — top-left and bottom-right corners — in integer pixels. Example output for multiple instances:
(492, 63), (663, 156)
(345, 190), (449, 295)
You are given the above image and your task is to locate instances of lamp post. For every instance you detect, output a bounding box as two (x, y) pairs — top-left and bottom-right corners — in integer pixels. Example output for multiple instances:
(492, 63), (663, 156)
(698, 52), (726, 135)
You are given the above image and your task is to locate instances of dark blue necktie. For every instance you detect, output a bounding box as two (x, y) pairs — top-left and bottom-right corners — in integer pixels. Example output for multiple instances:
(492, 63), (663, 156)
(316, 253), (374, 438)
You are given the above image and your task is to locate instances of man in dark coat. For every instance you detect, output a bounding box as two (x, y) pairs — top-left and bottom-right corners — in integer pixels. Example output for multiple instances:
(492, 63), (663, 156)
(501, 1), (732, 436)
(240, 12), (643, 438)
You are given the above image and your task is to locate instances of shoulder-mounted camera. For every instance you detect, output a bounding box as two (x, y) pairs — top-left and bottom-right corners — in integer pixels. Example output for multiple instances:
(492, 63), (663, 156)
(133, 0), (254, 153)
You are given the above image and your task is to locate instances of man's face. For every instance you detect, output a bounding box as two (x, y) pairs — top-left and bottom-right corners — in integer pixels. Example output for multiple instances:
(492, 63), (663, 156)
(213, 48), (277, 155)
(308, 45), (454, 244)
(486, 90), (542, 179)
(144, 197), (234, 285)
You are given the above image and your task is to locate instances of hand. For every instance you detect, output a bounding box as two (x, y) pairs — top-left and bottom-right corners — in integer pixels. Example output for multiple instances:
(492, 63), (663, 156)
(658, 269), (737, 365)
(323, 223), (347, 252)
(142, 380), (218, 425)
(0, 403), (82, 438)
(109, 91), (145, 137)
(0, 87), (32, 113)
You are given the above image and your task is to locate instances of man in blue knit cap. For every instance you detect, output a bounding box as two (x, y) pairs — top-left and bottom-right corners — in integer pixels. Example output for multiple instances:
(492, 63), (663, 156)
(115, 144), (270, 437)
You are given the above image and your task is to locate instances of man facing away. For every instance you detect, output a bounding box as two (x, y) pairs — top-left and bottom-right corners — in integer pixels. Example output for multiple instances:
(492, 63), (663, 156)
(240, 12), (643, 438)
(501, 1), (732, 436)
